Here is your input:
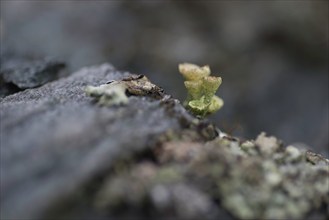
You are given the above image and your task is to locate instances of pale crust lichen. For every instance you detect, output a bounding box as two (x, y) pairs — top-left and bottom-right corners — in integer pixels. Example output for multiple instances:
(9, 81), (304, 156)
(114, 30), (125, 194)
(93, 132), (329, 220)
(85, 75), (164, 106)
(179, 63), (223, 117)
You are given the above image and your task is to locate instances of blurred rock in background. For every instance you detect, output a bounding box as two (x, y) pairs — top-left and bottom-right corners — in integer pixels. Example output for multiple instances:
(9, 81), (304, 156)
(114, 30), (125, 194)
(1, 1), (328, 155)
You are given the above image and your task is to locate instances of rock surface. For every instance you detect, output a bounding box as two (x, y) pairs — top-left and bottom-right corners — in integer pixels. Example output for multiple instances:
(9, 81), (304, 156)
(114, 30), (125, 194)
(1, 63), (328, 220)
(0, 52), (65, 97)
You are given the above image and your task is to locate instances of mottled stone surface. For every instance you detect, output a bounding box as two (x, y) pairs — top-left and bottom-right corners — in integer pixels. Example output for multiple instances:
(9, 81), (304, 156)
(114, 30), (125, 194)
(1, 63), (328, 220)
(0, 64), (216, 219)
(91, 133), (328, 220)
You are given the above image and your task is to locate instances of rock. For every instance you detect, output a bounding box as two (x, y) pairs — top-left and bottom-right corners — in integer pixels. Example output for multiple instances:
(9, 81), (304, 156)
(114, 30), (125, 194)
(0, 52), (65, 97)
(1, 63), (328, 220)
(0, 63), (217, 220)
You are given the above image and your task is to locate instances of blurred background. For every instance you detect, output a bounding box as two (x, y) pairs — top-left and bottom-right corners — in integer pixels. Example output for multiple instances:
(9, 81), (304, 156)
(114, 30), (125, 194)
(1, 1), (328, 155)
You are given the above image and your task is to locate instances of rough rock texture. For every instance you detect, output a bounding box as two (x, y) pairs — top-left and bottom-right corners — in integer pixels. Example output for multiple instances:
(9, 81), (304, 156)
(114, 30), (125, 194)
(0, 52), (66, 97)
(0, 64), (217, 219)
(1, 63), (328, 220)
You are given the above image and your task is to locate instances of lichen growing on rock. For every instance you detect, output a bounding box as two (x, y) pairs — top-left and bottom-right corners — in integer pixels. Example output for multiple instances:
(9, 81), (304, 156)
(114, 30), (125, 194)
(85, 74), (164, 106)
(179, 63), (224, 117)
(3, 63), (328, 220)
(85, 81), (129, 105)
(92, 132), (329, 220)
(194, 133), (329, 220)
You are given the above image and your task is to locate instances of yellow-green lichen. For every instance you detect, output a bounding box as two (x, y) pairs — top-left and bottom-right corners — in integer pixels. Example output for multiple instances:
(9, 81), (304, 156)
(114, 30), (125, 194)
(179, 63), (223, 117)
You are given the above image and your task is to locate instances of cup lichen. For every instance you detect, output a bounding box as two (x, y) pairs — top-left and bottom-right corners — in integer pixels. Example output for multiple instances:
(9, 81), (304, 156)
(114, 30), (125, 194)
(179, 63), (223, 118)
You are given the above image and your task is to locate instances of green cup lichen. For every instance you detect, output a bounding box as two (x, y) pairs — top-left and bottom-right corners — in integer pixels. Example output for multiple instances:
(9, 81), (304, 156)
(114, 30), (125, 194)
(179, 63), (223, 117)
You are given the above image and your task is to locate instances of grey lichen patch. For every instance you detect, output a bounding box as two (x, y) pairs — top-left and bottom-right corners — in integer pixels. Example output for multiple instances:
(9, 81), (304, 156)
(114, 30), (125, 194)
(93, 132), (329, 220)
(149, 183), (220, 220)
(157, 141), (203, 163)
(95, 162), (159, 209)
(255, 132), (283, 156)
(188, 135), (329, 220)
(285, 145), (303, 162)
(179, 63), (224, 118)
(85, 74), (164, 106)
(93, 162), (183, 210)
(93, 161), (220, 220)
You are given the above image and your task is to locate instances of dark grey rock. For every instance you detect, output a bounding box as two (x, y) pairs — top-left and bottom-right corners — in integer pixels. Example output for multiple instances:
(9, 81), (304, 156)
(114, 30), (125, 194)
(0, 64), (209, 220)
(0, 53), (65, 97)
